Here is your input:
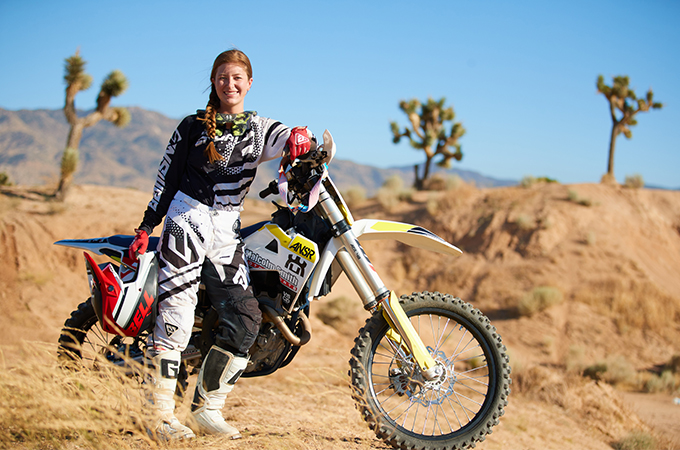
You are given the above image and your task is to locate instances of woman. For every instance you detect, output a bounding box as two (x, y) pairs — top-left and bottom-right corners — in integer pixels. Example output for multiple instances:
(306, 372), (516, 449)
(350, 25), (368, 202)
(129, 49), (313, 440)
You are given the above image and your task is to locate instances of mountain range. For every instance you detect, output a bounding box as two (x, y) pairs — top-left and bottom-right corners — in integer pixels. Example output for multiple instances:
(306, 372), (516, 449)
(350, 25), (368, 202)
(0, 107), (516, 196)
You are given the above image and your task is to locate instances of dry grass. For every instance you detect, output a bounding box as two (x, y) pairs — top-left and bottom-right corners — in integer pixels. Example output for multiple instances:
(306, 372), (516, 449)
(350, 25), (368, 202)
(0, 341), (387, 450)
(315, 296), (362, 335)
(583, 354), (637, 387)
(376, 187), (399, 211)
(518, 286), (563, 317)
(567, 189), (593, 207)
(0, 172), (13, 186)
(0, 343), (156, 449)
(375, 175), (414, 212)
(643, 370), (678, 393)
(341, 186), (366, 209)
(612, 431), (657, 450)
(513, 213), (535, 231)
(512, 363), (649, 439)
(624, 174), (645, 189)
(574, 278), (680, 337)
(642, 354), (680, 393)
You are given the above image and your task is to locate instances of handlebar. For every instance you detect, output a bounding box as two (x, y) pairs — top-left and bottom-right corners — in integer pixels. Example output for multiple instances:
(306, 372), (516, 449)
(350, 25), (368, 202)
(259, 148), (329, 201)
(259, 179), (280, 199)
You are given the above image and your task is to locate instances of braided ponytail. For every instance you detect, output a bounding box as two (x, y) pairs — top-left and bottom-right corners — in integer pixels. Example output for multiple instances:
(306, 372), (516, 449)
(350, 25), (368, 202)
(200, 88), (222, 164)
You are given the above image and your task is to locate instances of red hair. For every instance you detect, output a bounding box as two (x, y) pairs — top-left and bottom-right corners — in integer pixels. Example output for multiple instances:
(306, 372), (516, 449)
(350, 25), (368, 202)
(201, 49), (253, 164)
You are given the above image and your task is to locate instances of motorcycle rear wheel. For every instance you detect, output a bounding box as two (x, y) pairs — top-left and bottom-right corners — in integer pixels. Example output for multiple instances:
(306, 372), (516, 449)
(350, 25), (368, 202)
(349, 292), (510, 450)
(58, 299), (148, 374)
(58, 299), (189, 399)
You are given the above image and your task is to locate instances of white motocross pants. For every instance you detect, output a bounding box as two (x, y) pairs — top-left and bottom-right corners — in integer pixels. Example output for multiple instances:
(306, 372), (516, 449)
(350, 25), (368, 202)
(150, 191), (261, 354)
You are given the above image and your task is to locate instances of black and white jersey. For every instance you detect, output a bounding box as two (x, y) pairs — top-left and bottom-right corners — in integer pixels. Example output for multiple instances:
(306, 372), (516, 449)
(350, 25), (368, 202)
(139, 111), (290, 234)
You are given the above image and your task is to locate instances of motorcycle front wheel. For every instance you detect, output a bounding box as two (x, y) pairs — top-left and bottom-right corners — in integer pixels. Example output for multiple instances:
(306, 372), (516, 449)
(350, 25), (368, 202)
(349, 292), (510, 450)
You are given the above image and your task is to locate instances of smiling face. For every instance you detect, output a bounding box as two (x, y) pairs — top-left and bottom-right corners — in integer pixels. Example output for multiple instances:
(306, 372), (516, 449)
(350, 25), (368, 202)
(212, 63), (253, 114)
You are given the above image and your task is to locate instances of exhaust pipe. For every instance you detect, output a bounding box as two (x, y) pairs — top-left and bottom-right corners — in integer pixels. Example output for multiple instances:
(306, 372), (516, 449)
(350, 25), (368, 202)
(261, 304), (312, 346)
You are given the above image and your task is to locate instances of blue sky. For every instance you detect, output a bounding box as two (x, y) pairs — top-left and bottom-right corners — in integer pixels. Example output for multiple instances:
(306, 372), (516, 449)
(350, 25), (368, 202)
(1, 0), (678, 188)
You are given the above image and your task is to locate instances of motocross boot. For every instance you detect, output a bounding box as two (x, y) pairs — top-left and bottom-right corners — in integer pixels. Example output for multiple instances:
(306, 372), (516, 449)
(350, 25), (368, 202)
(147, 349), (196, 441)
(191, 345), (248, 438)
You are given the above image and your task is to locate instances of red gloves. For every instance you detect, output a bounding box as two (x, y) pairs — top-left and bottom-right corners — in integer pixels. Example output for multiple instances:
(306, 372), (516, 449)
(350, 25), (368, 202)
(129, 229), (149, 260)
(286, 126), (311, 161)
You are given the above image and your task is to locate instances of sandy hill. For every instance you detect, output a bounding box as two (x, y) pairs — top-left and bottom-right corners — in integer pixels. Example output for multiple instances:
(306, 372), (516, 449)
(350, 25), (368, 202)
(0, 181), (679, 450)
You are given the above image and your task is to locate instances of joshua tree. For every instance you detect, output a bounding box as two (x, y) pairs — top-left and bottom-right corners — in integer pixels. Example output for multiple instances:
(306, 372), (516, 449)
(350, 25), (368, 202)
(596, 75), (663, 184)
(55, 50), (130, 200)
(390, 97), (465, 190)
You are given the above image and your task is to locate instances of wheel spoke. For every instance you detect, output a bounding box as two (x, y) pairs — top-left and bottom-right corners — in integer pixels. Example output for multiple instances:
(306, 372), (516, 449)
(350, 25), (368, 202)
(372, 310), (492, 436)
(352, 294), (509, 448)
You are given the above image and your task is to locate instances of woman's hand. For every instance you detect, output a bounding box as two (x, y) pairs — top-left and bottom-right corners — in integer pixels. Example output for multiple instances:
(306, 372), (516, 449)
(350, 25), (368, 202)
(286, 126), (311, 161)
(129, 229), (149, 260)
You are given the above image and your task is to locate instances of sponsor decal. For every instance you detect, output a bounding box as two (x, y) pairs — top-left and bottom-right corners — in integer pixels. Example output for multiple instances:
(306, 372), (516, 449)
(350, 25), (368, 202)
(149, 129), (181, 211)
(285, 254), (307, 277)
(290, 241), (316, 260)
(407, 226), (448, 243)
(233, 264), (249, 290)
(165, 323), (178, 337)
(161, 358), (179, 379)
(349, 242), (375, 272)
(281, 291), (292, 308)
(245, 248), (299, 289)
(294, 133), (309, 145)
(123, 290), (154, 336)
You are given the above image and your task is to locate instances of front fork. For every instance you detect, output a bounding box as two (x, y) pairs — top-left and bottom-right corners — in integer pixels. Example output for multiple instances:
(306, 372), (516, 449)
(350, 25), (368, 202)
(317, 186), (442, 381)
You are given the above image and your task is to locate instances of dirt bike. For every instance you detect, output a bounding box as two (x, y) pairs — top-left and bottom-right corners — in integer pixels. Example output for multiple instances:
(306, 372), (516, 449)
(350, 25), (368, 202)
(55, 130), (510, 450)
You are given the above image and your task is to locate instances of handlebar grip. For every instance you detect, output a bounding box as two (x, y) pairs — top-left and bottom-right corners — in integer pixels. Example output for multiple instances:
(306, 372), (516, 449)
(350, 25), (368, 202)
(259, 180), (279, 199)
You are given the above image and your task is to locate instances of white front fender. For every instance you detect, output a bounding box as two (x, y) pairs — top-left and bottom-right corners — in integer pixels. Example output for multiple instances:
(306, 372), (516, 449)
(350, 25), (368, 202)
(307, 219), (461, 300)
(351, 219), (462, 257)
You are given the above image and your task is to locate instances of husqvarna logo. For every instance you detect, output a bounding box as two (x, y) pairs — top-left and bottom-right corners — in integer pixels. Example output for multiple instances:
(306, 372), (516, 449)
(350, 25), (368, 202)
(285, 254), (307, 277)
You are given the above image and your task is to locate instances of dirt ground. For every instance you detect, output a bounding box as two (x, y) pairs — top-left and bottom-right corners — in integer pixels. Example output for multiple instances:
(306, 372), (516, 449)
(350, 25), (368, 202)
(1, 181), (680, 449)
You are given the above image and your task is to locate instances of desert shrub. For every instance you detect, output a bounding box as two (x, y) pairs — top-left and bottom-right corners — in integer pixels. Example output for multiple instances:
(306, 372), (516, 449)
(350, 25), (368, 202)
(0, 171), (12, 186)
(565, 345), (587, 373)
(583, 362), (608, 380)
(520, 175), (536, 188)
(316, 296), (361, 334)
(426, 194), (439, 216)
(376, 187), (399, 211)
(382, 174), (405, 191)
(376, 175), (413, 211)
(398, 188), (414, 202)
(643, 370), (677, 393)
(612, 431), (657, 450)
(518, 286), (563, 317)
(342, 186), (366, 208)
(583, 355), (636, 386)
(445, 174), (465, 191)
(567, 189), (592, 207)
(585, 231), (597, 246)
(624, 173), (644, 189)
(667, 355), (680, 373)
(514, 214), (535, 231)
(573, 278), (680, 338)
(601, 172), (618, 185)
(422, 174), (448, 191)
(521, 175), (558, 188)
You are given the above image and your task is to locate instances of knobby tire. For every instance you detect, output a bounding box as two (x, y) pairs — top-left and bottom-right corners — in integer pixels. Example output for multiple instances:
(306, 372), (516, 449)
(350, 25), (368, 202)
(349, 292), (511, 450)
